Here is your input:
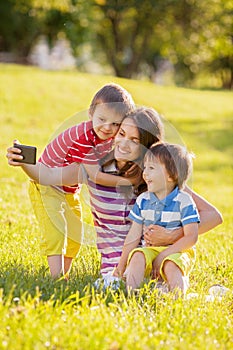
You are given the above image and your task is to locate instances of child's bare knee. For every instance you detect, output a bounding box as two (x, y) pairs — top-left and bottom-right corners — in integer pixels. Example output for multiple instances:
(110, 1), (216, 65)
(130, 251), (146, 266)
(163, 260), (184, 291)
(163, 260), (177, 275)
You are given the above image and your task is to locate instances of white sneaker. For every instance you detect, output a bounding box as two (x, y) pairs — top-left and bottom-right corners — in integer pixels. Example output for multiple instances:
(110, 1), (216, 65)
(208, 284), (230, 297)
(186, 284), (230, 302)
(94, 272), (122, 290)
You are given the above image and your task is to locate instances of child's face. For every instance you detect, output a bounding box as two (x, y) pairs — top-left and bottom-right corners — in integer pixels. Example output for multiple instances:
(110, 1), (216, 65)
(143, 156), (172, 195)
(114, 118), (141, 163)
(90, 104), (124, 140)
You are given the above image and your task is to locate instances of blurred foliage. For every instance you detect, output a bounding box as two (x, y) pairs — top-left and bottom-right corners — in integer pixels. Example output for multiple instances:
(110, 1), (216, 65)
(0, 0), (40, 57)
(0, 0), (232, 88)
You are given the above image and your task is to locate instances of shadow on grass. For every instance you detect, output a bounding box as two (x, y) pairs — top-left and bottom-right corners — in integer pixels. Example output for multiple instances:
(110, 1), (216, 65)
(0, 263), (131, 309)
(0, 262), (101, 303)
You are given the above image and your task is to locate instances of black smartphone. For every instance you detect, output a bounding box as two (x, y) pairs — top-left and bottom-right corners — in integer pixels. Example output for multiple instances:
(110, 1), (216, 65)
(13, 143), (37, 165)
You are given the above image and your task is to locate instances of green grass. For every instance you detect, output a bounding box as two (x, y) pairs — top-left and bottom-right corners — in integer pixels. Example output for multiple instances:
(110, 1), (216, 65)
(0, 64), (233, 349)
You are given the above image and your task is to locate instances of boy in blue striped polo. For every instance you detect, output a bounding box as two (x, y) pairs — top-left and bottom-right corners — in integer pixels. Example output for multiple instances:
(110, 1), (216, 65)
(115, 142), (200, 295)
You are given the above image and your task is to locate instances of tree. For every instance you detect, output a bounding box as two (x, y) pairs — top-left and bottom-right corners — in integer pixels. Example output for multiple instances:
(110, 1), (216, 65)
(91, 0), (166, 78)
(91, 0), (232, 88)
(0, 0), (41, 59)
(0, 0), (231, 88)
(0, 0), (91, 60)
(154, 0), (233, 88)
(206, 0), (233, 89)
(35, 0), (92, 56)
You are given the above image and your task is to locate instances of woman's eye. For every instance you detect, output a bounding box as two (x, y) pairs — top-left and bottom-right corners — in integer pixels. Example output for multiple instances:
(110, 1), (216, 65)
(145, 165), (153, 170)
(113, 123), (120, 127)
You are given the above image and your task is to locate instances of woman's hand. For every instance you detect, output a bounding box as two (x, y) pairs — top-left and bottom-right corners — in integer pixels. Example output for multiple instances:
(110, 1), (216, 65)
(144, 225), (183, 246)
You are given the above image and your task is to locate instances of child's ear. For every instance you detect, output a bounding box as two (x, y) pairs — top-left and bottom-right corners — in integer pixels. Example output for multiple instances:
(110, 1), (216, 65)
(167, 175), (174, 183)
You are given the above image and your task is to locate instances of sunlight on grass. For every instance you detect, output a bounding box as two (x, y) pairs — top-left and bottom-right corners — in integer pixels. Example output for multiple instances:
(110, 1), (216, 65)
(0, 64), (232, 349)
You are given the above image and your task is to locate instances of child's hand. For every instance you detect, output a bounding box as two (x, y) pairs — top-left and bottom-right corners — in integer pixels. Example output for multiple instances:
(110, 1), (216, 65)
(152, 252), (166, 279)
(6, 140), (23, 166)
(144, 225), (167, 246)
(124, 163), (141, 177)
(113, 266), (123, 278)
(112, 266), (124, 279)
(144, 225), (183, 246)
(123, 163), (143, 186)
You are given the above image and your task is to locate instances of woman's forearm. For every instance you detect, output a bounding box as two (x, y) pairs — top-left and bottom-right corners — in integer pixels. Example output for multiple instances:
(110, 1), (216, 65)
(184, 186), (223, 234)
(198, 208), (223, 234)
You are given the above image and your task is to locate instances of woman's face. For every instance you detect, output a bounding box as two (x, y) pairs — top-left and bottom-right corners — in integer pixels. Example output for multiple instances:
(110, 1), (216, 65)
(114, 117), (141, 163)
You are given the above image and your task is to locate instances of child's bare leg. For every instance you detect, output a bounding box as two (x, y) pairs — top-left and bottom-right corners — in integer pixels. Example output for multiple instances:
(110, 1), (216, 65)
(47, 255), (73, 278)
(163, 260), (187, 295)
(126, 252), (146, 290)
(64, 257), (73, 276)
(47, 255), (62, 277)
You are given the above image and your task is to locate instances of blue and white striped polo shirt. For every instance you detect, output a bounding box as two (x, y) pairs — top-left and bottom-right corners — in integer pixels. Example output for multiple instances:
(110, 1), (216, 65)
(128, 186), (200, 229)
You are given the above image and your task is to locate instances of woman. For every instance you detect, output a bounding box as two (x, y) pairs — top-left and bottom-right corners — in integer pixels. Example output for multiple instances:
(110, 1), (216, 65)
(86, 107), (164, 274)
(7, 107), (222, 277)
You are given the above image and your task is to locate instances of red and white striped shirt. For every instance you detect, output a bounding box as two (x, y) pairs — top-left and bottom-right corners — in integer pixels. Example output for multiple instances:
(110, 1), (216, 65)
(39, 120), (114, 193)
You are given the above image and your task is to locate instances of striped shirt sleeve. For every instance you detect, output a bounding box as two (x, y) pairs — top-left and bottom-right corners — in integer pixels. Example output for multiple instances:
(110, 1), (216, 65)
(179, 192), (200, 226)
(128, 193), (145, 224)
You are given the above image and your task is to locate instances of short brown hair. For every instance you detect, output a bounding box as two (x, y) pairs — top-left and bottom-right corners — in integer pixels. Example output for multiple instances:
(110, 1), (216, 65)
(125, 107), (164, 160)
(145, 142), (193, 189)
(89, 83), (135, 117)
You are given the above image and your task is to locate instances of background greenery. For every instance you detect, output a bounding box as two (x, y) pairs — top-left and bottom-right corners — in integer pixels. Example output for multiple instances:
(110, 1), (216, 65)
(0, 0), (232, 88)
(0, 64), (233, 349)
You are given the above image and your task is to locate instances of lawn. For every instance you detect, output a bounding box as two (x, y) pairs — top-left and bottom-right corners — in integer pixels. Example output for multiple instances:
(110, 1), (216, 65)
(0, 64), (233, 349)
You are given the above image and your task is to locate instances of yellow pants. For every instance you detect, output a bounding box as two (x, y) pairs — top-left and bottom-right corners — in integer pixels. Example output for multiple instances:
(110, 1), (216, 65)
(29, 181), (95, 258)
(128, 246), (196, 281)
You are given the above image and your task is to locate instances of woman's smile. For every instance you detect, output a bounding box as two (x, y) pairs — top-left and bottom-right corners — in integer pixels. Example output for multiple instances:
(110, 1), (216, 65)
(116, 144), (130, 155)
(114, 118), (141, 162)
